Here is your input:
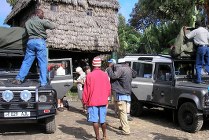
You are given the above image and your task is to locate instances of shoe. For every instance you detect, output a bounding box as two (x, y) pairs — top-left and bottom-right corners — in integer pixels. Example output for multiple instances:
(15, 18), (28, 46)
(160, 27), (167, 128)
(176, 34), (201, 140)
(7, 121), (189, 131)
(39, 84), (51, 89)
(128, 116), (133, 121)
(120, 131), (130, 135)
(12, 79), (22, 85)
(57, 107), (64, 112)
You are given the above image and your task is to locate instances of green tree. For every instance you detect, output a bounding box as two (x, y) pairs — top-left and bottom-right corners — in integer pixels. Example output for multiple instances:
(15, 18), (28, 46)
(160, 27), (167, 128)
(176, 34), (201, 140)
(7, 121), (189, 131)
(118, 14), (141, 57)
(139, 22), (180, 54)
(127, 0), (207, 54)
(129, 0), (204, 30)
(7, 0), (17, 6)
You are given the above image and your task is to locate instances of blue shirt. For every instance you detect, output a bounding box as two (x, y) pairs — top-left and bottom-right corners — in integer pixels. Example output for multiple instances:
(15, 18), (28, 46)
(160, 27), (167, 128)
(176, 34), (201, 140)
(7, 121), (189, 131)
(116, 93), (131, 102)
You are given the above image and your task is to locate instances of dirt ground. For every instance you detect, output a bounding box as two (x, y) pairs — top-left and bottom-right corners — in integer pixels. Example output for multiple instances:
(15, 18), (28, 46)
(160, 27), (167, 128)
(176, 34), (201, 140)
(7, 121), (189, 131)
(1, 100), (209, 140)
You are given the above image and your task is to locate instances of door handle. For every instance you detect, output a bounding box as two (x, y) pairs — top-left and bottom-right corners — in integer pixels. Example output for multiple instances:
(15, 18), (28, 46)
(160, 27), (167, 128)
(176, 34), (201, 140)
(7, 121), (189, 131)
(64, 84), (71, 87)
(155, 87), (159, 90)
(132, 85), (138, 88)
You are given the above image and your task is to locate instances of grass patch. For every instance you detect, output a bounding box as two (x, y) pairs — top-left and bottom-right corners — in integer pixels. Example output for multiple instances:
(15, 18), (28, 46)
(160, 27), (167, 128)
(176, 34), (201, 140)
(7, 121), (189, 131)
(66, 85), (78, 99)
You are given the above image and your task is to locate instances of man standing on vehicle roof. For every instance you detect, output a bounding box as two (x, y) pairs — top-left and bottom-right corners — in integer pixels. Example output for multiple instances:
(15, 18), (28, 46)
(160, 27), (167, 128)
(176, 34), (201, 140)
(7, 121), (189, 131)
(184, 20), (209, 84)
(12, 9), (55, 86)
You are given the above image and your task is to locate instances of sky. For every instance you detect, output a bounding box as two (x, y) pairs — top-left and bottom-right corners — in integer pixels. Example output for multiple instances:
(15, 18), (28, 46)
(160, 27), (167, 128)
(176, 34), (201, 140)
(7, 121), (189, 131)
(0, 0), (138, 27)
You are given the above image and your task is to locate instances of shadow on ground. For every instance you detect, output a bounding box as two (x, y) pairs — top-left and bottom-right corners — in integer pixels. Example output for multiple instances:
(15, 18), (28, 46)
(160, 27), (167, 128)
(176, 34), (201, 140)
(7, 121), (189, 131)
(0, 123), (45, 135)
(58, 124), (94, 139)
(135, 107), (209, 132)
(134, 108), (179, 130)
(151, 132), (189, 140)
(67, 102), (87, 117)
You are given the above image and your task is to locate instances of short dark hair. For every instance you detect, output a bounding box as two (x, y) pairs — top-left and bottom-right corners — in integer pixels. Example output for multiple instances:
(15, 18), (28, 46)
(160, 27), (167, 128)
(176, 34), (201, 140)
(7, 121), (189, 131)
(195, 20), (202, 27)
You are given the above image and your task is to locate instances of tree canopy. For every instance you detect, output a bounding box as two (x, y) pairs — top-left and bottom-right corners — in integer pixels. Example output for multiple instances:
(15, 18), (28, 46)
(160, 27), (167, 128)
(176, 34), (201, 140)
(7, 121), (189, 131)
(117, 14), (141, 57)
(6, 0), (17, 6)
(116, 0), (209, 56)
(129, 0), (206, 30)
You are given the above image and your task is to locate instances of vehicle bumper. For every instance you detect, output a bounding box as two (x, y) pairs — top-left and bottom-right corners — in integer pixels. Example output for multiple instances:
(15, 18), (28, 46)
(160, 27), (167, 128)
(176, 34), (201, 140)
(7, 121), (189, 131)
(0, 110), (56, 123)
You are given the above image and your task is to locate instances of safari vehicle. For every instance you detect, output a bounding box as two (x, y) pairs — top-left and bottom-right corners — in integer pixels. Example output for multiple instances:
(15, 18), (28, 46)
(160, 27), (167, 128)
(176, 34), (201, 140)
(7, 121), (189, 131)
(0, 27), (73, 133)
(130, 54), (209, 133)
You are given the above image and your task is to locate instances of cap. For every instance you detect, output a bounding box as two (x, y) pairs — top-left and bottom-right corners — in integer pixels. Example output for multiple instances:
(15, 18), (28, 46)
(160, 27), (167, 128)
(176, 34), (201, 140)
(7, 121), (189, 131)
(76, 67), (83, 73)
(118, 58), (126, 64)
(92, 57), (101, 67)
(108, 59), (116, 64)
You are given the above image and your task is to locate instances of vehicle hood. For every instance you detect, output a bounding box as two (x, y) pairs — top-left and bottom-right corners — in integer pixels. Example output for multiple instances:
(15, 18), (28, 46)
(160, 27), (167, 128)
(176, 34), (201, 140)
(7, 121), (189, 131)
(177, 81), (208, 89)
(1, 79), (40, 87)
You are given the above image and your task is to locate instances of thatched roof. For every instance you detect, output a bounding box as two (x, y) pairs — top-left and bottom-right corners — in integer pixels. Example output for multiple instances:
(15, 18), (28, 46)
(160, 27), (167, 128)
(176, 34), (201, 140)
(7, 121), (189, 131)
(45, 0), (119, 9)
(5, 0), (119, 23)
(5, 0), (33, 23)
(5, 0), (119, 52)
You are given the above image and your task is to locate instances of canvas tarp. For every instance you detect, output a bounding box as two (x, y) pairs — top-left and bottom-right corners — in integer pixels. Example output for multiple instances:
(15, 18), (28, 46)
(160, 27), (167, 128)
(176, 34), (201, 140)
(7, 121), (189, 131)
(0, 27), (27, 56)
(172, 27), (195, 59)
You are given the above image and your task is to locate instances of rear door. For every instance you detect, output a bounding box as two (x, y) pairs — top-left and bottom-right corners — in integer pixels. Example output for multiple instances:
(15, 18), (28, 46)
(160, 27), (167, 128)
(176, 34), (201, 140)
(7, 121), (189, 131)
(48, 58), (73, 99)
(131, 61), (154, 101)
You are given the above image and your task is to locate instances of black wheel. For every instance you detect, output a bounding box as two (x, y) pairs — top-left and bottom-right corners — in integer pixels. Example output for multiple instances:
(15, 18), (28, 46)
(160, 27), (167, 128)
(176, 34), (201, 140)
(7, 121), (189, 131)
(130, 93), (143, 116)
(178, 102), (203, 133)
(45, 116), (56, 134)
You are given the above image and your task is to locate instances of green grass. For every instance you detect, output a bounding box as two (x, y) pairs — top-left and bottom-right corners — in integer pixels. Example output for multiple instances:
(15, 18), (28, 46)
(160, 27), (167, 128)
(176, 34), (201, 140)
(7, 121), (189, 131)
(66, 85), (78, 97)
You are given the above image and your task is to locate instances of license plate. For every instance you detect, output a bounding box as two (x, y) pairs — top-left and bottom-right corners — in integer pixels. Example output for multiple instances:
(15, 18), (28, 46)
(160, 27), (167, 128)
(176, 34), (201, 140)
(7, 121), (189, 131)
(4, 112), (30, 118)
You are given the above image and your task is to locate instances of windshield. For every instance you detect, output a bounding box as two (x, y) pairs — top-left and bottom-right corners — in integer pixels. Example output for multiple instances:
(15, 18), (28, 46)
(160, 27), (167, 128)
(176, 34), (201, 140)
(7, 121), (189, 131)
(0, 56), (37, 74)
(174, 59), (209, 81)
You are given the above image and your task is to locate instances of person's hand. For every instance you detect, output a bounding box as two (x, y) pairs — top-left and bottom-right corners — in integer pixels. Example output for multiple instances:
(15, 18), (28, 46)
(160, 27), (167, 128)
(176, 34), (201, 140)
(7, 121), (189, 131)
(183, 26), (187, 31)
(109, 64), (114, 67)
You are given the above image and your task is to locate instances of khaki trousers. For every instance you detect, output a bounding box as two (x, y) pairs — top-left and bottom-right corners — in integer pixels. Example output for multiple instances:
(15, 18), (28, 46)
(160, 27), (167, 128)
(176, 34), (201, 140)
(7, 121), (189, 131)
(117, 101), (130, 134)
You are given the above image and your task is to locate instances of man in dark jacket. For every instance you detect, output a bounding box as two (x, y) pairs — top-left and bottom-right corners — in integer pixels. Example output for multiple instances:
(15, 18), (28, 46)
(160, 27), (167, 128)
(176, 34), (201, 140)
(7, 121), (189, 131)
(106, 58), (136, 135)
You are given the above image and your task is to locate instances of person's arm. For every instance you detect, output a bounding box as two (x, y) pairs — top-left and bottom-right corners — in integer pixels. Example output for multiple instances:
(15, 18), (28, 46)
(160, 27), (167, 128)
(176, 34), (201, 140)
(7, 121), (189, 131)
(106, 75), (111, 97)
(106, 66), (122, 80)
(131, 68), (137, 78)
(42, 20), (55, 29)
(82, 75), (90, 106)
(183, 26), (187, 37)
(207, 31), (209, 40)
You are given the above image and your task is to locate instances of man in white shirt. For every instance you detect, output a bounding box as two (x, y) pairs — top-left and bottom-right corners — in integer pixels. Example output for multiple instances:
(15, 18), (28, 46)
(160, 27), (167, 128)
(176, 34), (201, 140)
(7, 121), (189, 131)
(184, 20), (209, 84)
(56, 61), (66, 75)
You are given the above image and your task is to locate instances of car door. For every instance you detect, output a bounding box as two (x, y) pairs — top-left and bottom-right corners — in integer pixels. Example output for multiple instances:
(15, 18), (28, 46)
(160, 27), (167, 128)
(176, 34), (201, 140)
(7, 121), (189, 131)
(131, 61), (154, 101)
(153, 63), (173, 106)
(48, 58), (73, 99)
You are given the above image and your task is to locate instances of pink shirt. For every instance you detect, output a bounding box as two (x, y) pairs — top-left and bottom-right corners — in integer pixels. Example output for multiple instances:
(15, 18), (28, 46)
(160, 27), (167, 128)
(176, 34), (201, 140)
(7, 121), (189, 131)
(82, 68), (111, 106)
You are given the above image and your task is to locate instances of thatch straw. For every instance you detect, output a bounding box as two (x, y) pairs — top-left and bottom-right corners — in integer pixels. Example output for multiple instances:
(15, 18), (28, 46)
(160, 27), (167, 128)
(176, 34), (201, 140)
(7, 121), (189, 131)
(5, 0), (119, 52)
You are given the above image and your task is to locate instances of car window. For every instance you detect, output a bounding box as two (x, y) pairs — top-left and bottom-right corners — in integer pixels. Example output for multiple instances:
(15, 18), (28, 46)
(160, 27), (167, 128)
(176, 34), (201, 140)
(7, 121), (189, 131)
(156, 64), (172, 81)
(174, 61), (194, 76)
(48, 59), (72, 77)
(132, 62), (153, 78)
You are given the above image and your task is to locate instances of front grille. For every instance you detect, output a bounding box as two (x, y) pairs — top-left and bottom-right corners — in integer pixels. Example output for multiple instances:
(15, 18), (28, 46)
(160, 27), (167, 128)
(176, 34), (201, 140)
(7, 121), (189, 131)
(0, 90), (36, 110)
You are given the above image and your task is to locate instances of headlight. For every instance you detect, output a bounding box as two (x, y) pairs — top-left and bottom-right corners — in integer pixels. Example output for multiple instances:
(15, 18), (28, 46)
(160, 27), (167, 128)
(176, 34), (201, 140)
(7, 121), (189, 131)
(20, 90), (31, 102)
(39, 95), (47, 102)
(2, 90), (14, 102)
